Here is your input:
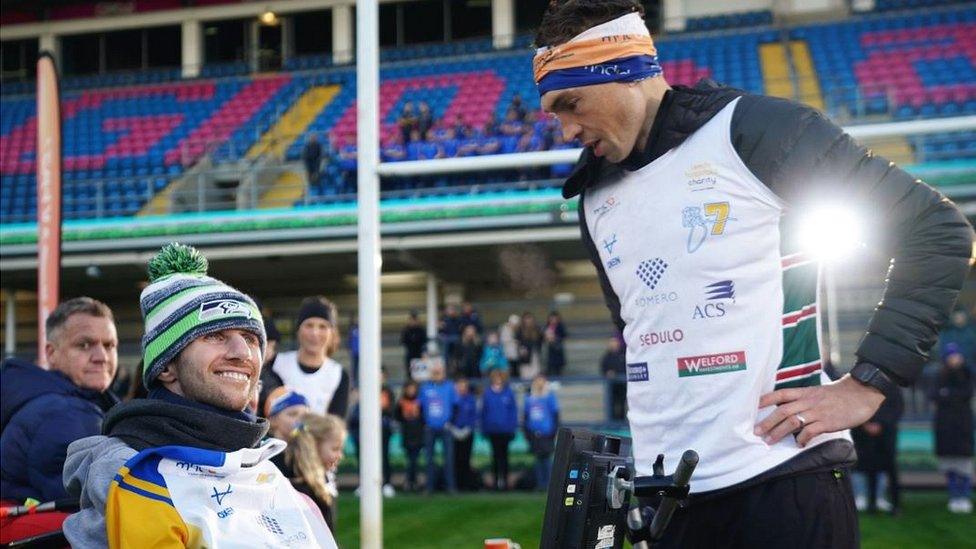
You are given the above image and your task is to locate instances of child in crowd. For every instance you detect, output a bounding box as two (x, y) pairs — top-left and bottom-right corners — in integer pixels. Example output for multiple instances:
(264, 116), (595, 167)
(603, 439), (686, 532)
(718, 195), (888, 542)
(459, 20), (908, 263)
(930, 343), (974, 514)
(480, 330), (507, 375)
(265, 386), (311, 439)
(524, 375), (560, 491)
(395, 380), (426, 492)
(284, 414), (348, 530)
(481, 368), (518, 490)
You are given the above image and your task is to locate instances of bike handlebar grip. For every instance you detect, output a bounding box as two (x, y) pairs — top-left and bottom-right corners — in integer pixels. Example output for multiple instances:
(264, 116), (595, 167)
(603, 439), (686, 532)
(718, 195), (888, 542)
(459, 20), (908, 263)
(648, 450), (698, 541)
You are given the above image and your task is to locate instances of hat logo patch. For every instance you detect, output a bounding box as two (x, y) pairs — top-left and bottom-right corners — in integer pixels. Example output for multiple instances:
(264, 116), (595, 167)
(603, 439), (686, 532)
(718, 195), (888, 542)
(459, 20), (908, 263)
(199, 299), (251, 321)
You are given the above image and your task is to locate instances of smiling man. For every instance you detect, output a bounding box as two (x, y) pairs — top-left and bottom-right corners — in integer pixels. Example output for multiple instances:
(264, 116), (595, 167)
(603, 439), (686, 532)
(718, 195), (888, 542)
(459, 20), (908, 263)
(62, 243), (336, 548)
(535, 1), (973, 547)
(1, 297), (119, 504)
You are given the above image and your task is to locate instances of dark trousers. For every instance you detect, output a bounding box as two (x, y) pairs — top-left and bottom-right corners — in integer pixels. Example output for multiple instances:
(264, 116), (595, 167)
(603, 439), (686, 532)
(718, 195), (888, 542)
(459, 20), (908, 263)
(454, 435), (475, 490)
(488, 433), (514, 490)
(353, 430), (392, 485)
(424, 427), (456, 492)
(404, 446), (422, 490)
(647, 469), (858, 549)
(855, 427), (900, 511)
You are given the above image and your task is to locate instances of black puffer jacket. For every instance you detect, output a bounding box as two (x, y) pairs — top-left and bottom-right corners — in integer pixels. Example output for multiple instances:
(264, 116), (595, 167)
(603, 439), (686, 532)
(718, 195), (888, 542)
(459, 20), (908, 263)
(564, 80), (974, 387)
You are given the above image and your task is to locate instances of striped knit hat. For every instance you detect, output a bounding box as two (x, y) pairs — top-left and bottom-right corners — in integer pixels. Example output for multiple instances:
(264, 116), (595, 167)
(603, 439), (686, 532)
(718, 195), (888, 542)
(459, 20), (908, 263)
(140, 243), (266, 387)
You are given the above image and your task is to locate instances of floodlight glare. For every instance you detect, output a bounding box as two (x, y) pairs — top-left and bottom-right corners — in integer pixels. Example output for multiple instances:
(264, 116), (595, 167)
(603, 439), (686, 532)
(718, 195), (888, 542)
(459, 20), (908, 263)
(798, 206), (864, 262)
(259, 10), (278, 25)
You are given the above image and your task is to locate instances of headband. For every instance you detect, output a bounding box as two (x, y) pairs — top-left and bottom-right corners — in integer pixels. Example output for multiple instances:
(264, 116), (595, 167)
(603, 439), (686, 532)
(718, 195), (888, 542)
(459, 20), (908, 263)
(266, 387), (310, 417)
(533, 12), (663, 95)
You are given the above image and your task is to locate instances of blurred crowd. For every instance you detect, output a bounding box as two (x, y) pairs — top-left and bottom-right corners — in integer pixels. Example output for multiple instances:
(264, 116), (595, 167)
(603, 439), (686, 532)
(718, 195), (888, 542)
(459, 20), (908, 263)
(301, 94), (578, 190)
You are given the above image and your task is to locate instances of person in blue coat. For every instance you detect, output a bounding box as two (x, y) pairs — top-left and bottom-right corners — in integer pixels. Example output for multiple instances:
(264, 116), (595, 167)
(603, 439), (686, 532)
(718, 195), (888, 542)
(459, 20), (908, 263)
(524, 375), (560, 490)
(452, 377), (480, 490)
(419, 363), (458, 493)
(481, 368), (518, 490)
(0, 297), (119, 503)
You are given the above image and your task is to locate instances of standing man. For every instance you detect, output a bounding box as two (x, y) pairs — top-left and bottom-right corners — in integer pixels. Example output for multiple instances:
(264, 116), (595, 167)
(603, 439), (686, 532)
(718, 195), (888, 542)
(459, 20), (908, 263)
(533, 2), (973, 547)
(302, 134), (323, 186)
(62, 243), (336, 548)
(1, 297), (119, 504)
(401, 310), (428, 379)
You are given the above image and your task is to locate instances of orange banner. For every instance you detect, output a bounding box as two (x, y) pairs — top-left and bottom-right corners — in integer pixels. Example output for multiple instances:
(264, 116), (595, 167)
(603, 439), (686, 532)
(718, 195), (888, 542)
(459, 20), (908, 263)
(36, 53), (62, 367)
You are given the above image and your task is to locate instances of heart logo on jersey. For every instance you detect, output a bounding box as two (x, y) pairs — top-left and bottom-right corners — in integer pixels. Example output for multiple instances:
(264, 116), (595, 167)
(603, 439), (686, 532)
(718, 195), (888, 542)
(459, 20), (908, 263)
(636, 258), (668, 289)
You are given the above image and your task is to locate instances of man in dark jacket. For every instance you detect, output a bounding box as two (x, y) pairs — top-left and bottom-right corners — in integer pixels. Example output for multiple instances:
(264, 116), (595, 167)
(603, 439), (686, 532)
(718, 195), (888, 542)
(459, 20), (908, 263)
(0, 297), (119, 503)
(534, 1), (973, 546)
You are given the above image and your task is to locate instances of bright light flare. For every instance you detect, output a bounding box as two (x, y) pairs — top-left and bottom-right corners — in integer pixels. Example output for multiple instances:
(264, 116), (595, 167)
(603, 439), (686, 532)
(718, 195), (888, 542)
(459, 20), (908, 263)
(259, 10), (278, 25)
(798, 206), (864, 262)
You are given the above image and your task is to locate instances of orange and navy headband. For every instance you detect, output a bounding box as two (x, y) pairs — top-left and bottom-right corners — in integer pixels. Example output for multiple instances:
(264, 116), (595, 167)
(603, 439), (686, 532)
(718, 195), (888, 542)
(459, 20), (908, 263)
(265, 386), (310, 417)
(533, 12), (663, 96)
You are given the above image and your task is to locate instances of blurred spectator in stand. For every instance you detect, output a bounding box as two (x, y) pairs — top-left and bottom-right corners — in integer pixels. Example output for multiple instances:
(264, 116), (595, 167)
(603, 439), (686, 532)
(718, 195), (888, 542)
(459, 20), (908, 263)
(399, 102), (418, 142)
(401, 311), (428, 379)
(283, 414), (347, 531)
(381, 133), (408, 163)
(460, 302), (483, 335)
(417, 101), (435, 137)
(544, 311), (567, 377)
(500, 108), (525, 137)
(480, 330), (507, 376)
(939, 308), (975, 370)
(457, 126), (482, 157)
(851, 386), (903, 514)
(500, 315), (522, 378)
(930, 343), (974, 514)
(124, 361), (149, 401)
(452, 114), (471, 137)
(452, 377), (479, 491)
(419, 363), (458, 494)
(508, 93), (528, 122)
(479, 132), (502, 156)
(459, 325), (484, 380)
(395, 380), (426, 492)
(600, 337), (627, 421)
(438, 127), (460, 158)
(438, 305), (463, 373)
(550, 133), (577, 179)
(524, 375), (560, 491)
(517, 312), (543, 380)
(1, 297), (119, 504)
(303, 134), (323, 185)
(483, 113), (500, 137)
(481, 368), (518, 491)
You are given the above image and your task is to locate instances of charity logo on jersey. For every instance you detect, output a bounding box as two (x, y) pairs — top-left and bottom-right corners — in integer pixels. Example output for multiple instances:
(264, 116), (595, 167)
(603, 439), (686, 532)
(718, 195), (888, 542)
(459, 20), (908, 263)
(693, 280), (735, 320)
(636, 258), (668, 290)
(677, 351), (747, 377)
(685, 162), (718, 192)
(199, 299), (252, 322)
(682, 201), (735, 253)
(591, 195), (621, 218)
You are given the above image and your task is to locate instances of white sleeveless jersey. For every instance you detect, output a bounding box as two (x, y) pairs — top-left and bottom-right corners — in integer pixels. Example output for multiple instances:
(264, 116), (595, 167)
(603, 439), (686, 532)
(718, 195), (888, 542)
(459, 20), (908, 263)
(272, 351), (343, 415)
(583, 98), (849, 493)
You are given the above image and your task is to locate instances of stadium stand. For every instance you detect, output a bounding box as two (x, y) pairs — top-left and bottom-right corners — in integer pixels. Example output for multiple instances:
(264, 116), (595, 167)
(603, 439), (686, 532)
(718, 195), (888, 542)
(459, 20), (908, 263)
(2, 5), (974, 222)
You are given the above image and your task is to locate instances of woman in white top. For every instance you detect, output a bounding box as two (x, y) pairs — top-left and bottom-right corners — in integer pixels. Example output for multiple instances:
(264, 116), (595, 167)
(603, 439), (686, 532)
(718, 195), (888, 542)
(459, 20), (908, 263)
(266, 296), (351, 417)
